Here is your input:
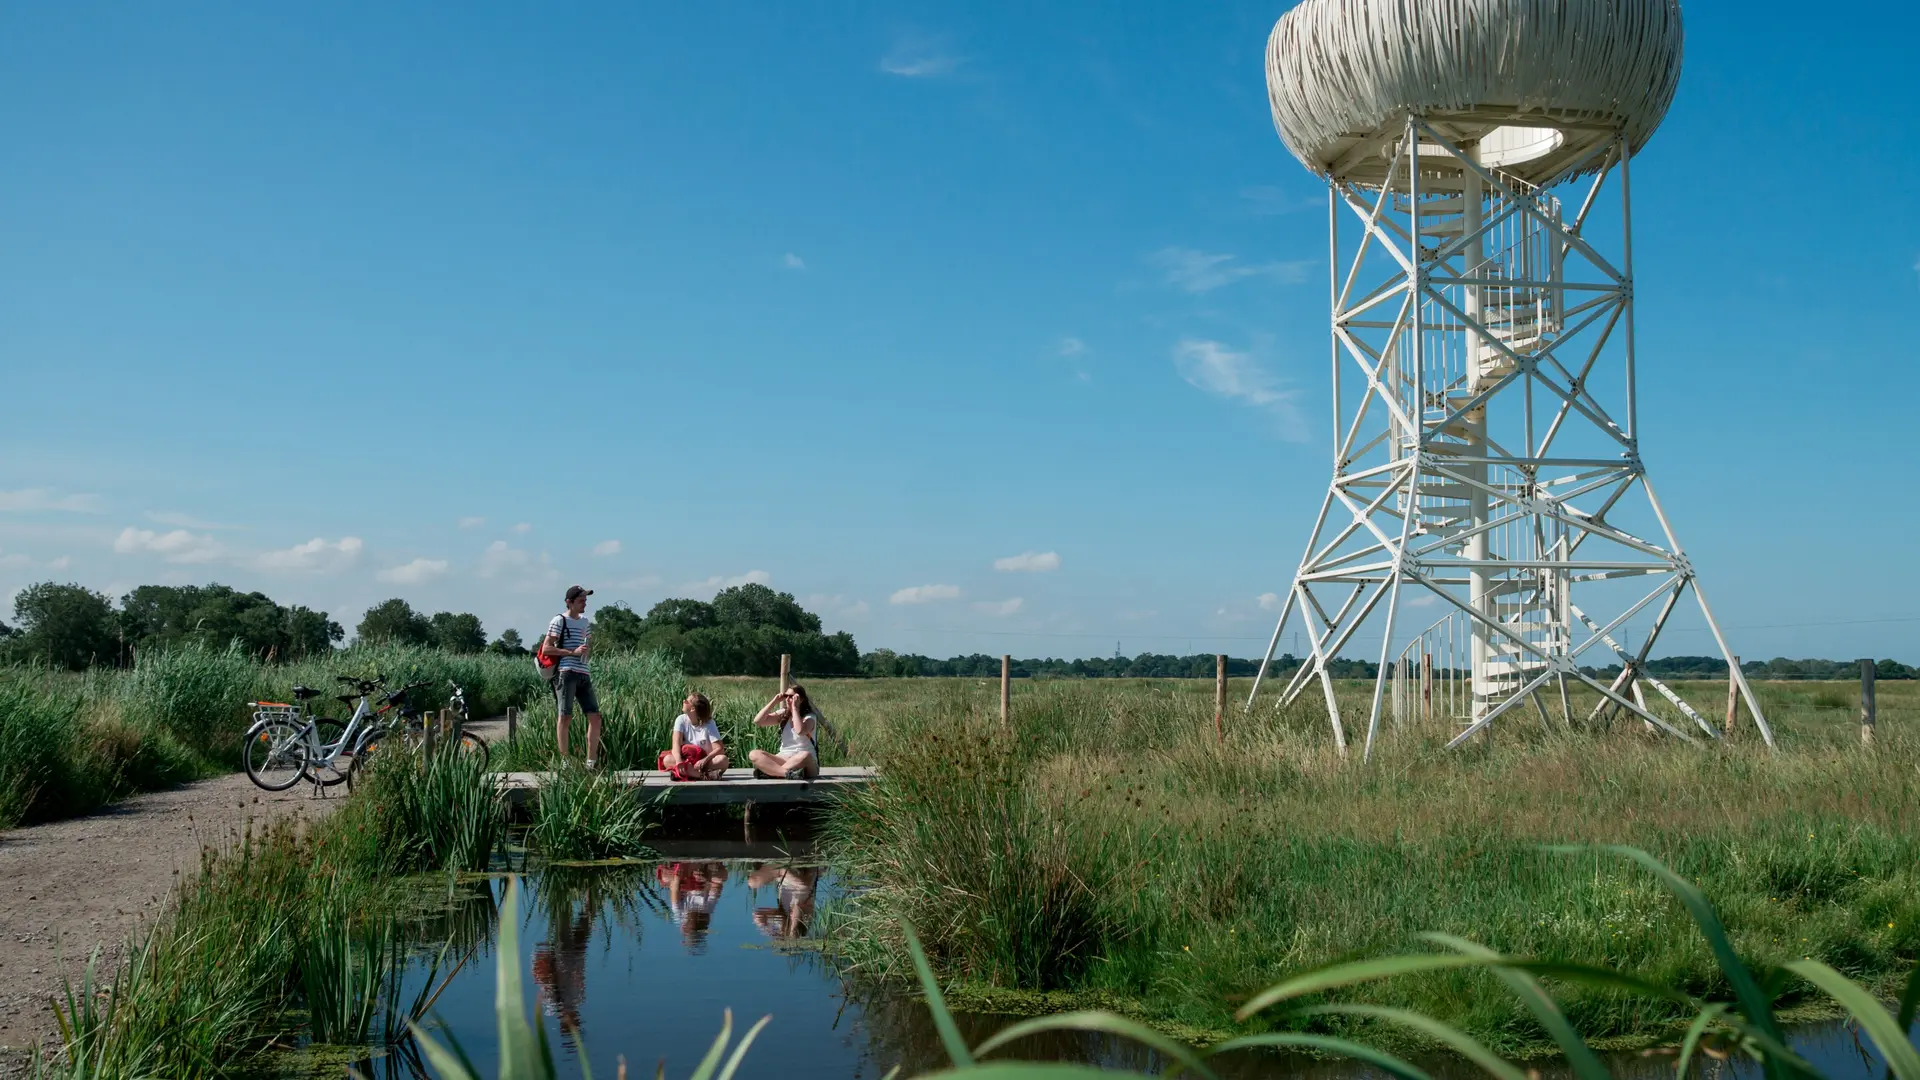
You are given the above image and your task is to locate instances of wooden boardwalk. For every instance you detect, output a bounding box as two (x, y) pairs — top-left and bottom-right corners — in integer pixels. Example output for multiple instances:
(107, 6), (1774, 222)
(496, 766), (876, 808)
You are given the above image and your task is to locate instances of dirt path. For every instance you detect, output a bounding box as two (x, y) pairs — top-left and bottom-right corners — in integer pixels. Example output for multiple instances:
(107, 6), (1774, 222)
(0, 719), (512, 1073)
(0, 773), (345, 1071)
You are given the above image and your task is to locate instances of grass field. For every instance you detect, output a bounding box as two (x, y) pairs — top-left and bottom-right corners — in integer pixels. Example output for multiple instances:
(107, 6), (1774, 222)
(806, 674), (1919, 1056)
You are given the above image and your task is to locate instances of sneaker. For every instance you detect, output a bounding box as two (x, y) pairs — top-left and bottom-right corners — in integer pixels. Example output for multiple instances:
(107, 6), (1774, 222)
(584, 759), (598, 771)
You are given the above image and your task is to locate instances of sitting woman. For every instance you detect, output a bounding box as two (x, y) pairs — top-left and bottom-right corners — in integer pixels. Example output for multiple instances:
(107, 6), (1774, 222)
(659, 693), (729, 781)
(748, 684), (821, 779)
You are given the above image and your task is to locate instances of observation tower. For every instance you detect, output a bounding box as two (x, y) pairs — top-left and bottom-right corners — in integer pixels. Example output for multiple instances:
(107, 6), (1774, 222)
(1247, 0), (1772, 756)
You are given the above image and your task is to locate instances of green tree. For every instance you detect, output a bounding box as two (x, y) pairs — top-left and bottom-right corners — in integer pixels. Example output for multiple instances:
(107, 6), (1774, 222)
(712, 584), (818, 633)
(428, 611), (486, 653)
(487, 628), (528, 656)
(591, 603), (648, 652)
(118, 583), (341, 660)
(281, 605), (344, 658)
(11, 582), (119, 670)
(357, 599), (433, 646)
(642, 598), (717, 632)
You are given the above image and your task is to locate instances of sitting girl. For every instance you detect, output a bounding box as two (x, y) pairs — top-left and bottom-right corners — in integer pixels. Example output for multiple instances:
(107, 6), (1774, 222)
(749, 684), (821, 779)
(659, 693), (729, 781)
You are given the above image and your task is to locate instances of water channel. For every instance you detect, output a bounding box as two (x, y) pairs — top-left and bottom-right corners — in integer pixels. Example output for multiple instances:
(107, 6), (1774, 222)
(330, 817), (1911, 1080)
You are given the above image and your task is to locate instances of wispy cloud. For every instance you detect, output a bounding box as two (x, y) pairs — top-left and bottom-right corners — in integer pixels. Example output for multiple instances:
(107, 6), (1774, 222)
(973, 597), (1024, 616)
(805, 593), (872, 620)
(783, 253), (807, 271)
(1258, 591), (1285, 612)
(1173, 339), (1308, 439)
(147, 510), (233, 530)
(1152, 247), (1312, 293)
(0, 489), (104, 514)
(592, 539), (622, 556)
(678, 570), (772, 595)
(881, 34), (964, 77)
(1239, 185), (1322, 216)
(255, 536), (363, 573)
(890, 583), (961, 605)
(458, 516), (486, 530)
(1055, 336), (1093, 382)
(378, 558), (448, 585)
(478, 540), (551, 580)
(512, 523), (532, 534)
(994, 551), (1061, 573)
(112, 527), (222, 564)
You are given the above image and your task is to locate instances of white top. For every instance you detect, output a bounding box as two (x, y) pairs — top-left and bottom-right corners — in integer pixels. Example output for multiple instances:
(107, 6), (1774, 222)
(673, 713), (722, 751)
(778, 710), (820, 758)
(546, 614), (591, 674)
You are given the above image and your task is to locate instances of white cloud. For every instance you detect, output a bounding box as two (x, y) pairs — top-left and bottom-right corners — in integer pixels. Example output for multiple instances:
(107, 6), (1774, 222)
(512, 522), (532, 534)
(255, 536), (363, 572)
(805, 593), (872, 620)
(479, 540), (535, 579)
(0, 551), (29, 569)
(378, 558), (448, 585)
(994, 551), (1061, 573)
(1239, 185), (1321, 216)
(1258, 591), (1284, 612)
(1151, 247), (1312, 293)
(0, 489), (104, 514)
(592, 539), (622, 556)
(783, 253), (807, 271)
(147, 510), (232, 530)
(881, 53), (962, 77)
(112, 527), (222, 564)
(973, 597), (1024, 617)
(458, 516), (486, 529)
(679, 569), (772, 594)
(1057, 337), (1085, 357)
(890, 584), (961, 605)
(47, 555), (71, 571)
(1174, 339), (1307, 439)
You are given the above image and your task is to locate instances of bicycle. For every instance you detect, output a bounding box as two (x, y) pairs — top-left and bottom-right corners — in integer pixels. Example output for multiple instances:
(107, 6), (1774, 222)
(347, 680), (489, 784)
(242, 675), (387, 791)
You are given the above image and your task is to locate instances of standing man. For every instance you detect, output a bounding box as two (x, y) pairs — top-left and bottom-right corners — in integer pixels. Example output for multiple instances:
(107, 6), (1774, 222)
(542, 585), (603, 768)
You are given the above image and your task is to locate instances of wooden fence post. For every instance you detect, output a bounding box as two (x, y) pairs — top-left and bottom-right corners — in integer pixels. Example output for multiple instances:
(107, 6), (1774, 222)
(424, 710), (437, 756)
(1420, 653), (1432, 724)
(1215, 655), (1227, 742)
(779, 653), (791, 691)
(1724, 656), (1741, 736)
(1000, 655), (1011, 729)
(1860, 658), (1876, 746)
(507, 706), (518, 743)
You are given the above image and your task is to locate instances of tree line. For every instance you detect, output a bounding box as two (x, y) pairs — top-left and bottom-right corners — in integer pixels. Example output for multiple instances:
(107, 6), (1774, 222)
(0, 580), (863, 676)
(854, 651), (1369, 679)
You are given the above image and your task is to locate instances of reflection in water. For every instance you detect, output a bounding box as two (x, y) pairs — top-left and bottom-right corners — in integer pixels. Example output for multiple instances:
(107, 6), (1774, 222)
(658, 861), (730, 952)
(747, 863), (820, 941)
(375, 858), (1912, 1080)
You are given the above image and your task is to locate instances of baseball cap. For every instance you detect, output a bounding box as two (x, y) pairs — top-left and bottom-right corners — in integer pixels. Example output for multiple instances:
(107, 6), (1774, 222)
(565, 585), (594, 602)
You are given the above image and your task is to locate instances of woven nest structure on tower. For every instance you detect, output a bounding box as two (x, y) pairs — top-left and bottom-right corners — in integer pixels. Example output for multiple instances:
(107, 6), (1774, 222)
(1265, 0), (1683, 189)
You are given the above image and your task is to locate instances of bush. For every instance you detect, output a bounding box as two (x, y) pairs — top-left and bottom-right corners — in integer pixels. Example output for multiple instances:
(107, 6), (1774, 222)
(527, 763), (658, 860)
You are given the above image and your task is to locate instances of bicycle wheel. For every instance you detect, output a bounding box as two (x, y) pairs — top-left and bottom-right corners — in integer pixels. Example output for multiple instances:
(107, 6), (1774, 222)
(243, 720), (309, 791)
(452, 729), (489, 766)
(304, 718), (351, 787)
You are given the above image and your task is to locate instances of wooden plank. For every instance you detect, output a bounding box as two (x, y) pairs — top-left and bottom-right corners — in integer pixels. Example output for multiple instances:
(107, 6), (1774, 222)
(496, 766), (877, 808)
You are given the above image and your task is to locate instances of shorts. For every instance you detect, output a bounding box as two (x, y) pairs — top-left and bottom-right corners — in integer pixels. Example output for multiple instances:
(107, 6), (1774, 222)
(556, 670), (599, 717)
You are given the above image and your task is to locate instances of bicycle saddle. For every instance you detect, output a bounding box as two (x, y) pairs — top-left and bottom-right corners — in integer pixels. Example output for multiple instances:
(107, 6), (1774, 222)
(291, 686), (320, 700)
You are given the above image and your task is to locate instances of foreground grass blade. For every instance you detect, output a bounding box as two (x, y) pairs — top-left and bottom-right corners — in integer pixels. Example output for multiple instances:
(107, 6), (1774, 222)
(917, 1066), (1148, 1080)
(1234, 954), (1492, 1020)
(1208, 1033), (1433, 1080)
(1294, 1004), (1529, 1080)
(1423, 933), (1610, 1080)
(689, 1010), (735, 1080)
(903, 922), (974, 1068)
(1502, 960), (1698, 1007)
(1674, 1002), (1732, 1080)
(1555, 846), (1788, 1056)
(494, 878), (552, 1079)
(971, 1010), (1220, 1080)
(1784, 960), (1920, 1080)
(716, 1015), (771, 1080)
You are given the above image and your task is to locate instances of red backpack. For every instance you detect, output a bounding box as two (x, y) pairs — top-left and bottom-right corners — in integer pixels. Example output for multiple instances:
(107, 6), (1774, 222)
(534, 614), (565, 685)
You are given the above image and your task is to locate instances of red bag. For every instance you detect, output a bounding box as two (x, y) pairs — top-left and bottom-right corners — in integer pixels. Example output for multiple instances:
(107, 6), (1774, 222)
(659, 743), (704, 781)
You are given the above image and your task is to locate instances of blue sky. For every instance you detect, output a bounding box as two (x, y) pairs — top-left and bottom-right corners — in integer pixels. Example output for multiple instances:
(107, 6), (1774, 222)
(1, 1), (1915, 661)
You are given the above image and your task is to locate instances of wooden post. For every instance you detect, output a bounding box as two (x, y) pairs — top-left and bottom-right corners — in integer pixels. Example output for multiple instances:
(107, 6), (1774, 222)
(1420, 653), (1432, 723)
(1860, 658), (1876, 746)
(423, 710), (436, 755)
(1724, 656), (1741, 736)
(1214, 655), (1227, 742)
(1000, 655), (1011, 728)
(778, 653), (791, 691)
(507, 706), (518, 743)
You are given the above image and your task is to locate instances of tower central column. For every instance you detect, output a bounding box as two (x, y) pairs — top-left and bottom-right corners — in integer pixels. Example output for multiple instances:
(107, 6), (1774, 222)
(1459, 146), (1493, 723)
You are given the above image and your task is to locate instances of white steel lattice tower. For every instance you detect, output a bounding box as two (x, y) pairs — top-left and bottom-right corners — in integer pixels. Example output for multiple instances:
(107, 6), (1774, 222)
(1247, 0), (1774, 757)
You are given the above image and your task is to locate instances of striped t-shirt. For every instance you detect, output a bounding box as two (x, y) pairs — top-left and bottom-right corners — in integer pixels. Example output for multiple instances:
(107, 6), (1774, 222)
(546, 614), (590, 674)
